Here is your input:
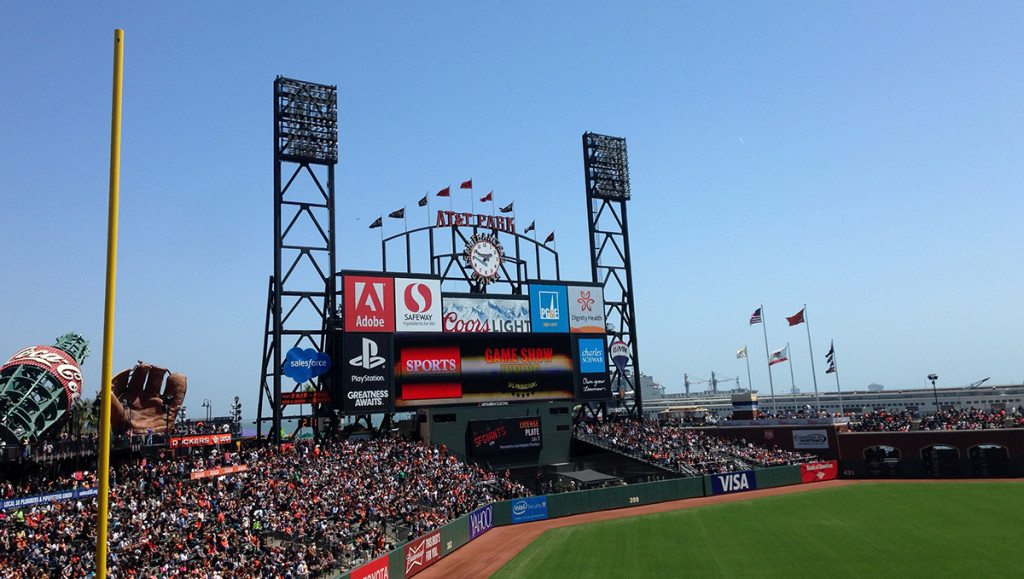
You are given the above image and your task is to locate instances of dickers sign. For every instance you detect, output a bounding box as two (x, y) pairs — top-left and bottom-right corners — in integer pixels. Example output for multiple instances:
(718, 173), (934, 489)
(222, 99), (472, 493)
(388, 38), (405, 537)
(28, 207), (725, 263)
(344, 275), (395, 332)
(341, 334), (393, 413)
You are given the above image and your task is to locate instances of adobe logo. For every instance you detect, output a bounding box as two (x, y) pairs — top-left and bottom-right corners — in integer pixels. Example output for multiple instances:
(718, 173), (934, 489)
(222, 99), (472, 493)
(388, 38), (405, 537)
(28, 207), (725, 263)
(344, 276), (394, 332)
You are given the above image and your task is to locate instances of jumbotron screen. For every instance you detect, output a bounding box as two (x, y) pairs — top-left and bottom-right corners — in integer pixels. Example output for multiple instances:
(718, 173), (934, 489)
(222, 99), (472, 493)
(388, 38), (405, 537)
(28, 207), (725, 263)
(393, 333), (574, 407)
(467, 417), (542, 456)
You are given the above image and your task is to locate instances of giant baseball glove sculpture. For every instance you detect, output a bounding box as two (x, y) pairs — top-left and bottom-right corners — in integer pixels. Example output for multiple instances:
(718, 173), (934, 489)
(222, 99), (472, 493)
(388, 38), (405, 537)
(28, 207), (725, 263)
(109, 363), (187, 434)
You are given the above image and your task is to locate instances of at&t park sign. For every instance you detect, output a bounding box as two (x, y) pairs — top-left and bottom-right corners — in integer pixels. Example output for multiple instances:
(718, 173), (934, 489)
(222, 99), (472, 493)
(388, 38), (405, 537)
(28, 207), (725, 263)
(435, 210), (516, 233)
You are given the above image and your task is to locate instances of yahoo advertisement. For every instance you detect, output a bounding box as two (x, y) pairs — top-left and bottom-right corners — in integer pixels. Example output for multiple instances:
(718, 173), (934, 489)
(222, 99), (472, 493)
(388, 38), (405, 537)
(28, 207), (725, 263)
(394, 334), (574, 407)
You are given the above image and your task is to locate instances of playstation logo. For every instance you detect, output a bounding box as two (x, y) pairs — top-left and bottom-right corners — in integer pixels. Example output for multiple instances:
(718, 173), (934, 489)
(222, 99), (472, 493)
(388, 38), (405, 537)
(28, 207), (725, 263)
(349, 337), (385, 369)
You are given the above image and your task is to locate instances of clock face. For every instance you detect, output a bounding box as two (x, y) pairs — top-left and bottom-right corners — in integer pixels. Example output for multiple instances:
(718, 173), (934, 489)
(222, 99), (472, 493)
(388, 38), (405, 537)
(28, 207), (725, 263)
(463, 233), (504, 286)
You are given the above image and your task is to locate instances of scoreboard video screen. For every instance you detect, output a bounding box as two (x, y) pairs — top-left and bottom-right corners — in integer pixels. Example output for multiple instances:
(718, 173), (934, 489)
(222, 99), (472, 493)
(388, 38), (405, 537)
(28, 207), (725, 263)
(467, 417), (543, 456)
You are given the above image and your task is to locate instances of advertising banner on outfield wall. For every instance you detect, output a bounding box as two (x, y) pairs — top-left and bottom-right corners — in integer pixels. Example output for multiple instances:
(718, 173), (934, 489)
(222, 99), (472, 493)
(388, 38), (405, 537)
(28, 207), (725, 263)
(469, 504), (494, 540)
(442, 295), (531, 333)
(510, 496), (549, 523)
(350, 554), (389, 579)
(566, 284), (606, 333)
(792, 429), (830, 450)
(710, 470), (757, 495)
(404, 529), (442, 577)
(341, 333), (394, 413)
(800, 461), (838, 483)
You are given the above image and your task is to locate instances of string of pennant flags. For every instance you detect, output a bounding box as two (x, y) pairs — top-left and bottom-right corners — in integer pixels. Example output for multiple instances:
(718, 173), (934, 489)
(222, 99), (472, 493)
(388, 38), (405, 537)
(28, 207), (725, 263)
(738, 304), (844, 415)
(367, 179), (555, 244)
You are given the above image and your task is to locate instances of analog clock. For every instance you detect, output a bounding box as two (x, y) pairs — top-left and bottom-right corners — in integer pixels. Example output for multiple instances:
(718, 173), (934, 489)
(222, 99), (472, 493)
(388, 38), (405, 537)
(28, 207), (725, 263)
(463, 233), (504, 285)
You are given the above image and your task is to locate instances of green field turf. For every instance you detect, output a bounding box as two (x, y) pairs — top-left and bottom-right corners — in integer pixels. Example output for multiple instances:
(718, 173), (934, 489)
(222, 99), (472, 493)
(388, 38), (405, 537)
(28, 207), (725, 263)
(491, 482), (1024, 578)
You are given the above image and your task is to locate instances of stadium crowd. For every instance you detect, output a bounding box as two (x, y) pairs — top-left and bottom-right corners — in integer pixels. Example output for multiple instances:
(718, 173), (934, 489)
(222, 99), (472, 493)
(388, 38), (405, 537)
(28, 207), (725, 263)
(575, 419), (817, 475)
(0, 435), (529, 579)
(848, 407), (1023, 432)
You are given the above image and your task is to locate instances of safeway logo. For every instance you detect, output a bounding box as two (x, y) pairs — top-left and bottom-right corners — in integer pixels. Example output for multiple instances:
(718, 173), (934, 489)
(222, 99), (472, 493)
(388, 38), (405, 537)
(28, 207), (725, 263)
(404, 283), (432, 312)
(395, 278), (442, 332)
(349, 338), (385, 370)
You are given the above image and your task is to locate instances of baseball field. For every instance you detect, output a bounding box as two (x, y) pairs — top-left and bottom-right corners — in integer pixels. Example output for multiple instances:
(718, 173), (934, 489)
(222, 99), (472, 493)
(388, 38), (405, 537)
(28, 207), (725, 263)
(485, 481), (1023, 578)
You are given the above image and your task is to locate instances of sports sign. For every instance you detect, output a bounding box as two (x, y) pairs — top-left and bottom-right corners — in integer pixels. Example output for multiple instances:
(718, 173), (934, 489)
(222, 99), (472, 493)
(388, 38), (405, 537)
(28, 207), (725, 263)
(340, 334), (393, 413)
(467, 417), (542, 456)
(442, 295), (531, 333)
(394, 334), (574, 407)
(344, 275), (395, 332)
(394, 277), (442, 332)
(529, 284), (569, 333)
(566, 285), (605, 333)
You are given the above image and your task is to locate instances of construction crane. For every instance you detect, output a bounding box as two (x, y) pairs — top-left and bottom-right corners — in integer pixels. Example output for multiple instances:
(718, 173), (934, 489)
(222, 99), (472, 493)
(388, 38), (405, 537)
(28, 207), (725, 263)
(964, 377), (990, 389)
(683, 373), (709, 395)
(710, 372), (740, 393)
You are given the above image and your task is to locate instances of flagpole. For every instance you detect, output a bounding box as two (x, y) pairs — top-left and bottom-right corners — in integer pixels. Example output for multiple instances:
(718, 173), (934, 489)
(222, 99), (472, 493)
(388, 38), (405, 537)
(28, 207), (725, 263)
(744, 344), (752, 391)
(787, 342), (797, 408)
(469, 181), (475, 215)
(831, 341), (844, 415)
(426, 192), (431, 227)
(803, 303), (821, 412)
(760, 304), (777, 414)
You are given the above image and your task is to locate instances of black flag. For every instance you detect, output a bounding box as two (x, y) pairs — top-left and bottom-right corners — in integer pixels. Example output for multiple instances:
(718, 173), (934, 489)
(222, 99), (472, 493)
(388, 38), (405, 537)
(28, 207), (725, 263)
(499, 202), (514, 213)
(388, 208), (405, 219)
(524, 220), (535, 234)
(369, 216), (382, 229)
(417, 195), (428, 207)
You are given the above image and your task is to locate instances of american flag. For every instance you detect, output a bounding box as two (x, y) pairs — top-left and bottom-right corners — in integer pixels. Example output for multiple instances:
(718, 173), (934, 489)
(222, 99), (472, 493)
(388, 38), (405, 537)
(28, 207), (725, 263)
(749, 307), (762, 325)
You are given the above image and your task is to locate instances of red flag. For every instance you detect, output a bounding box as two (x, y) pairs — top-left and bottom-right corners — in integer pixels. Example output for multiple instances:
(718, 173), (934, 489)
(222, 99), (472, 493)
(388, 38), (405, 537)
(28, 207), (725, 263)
(460, 179), (473, 189)
(786, 308), (805, 326)
(436, 186), (450, 197)
(480, 191), (493, 202)
(544, 232), (555, 244)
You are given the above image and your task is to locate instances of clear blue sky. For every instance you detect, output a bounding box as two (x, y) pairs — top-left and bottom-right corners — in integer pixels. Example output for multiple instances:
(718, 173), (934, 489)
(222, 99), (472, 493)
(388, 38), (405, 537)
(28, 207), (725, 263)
(2, 2), (1022, 420)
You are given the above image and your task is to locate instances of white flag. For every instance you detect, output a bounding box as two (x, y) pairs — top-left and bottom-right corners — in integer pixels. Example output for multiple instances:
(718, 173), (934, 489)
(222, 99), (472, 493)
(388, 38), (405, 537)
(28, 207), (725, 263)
(736, 348), (747, 359)
(769, 345), (789, 366)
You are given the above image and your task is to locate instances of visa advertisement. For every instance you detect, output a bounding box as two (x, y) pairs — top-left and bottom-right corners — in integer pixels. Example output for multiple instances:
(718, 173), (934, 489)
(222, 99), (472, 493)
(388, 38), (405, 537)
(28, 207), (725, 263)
(393, 334), (574, 407)
(710, 470), (758, 495)
(575, 337), (611, 401)
(529, 284), (569, 333)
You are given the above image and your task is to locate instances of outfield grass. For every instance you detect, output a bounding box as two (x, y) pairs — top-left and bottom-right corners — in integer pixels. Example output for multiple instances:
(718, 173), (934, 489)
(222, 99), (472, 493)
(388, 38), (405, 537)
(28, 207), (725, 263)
(491, 482), (1024, 578)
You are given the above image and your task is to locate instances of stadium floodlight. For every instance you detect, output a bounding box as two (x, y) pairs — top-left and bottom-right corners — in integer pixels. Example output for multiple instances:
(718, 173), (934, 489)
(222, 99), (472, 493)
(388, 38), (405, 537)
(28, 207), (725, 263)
(928, 374), (939, 412)
(583, 133), (630, 200)
(274, 76), (338, 165)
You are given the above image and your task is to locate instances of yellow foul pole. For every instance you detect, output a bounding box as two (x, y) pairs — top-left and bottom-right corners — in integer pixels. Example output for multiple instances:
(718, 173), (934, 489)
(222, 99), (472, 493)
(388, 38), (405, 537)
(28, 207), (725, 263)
(97, 28), (124, 578)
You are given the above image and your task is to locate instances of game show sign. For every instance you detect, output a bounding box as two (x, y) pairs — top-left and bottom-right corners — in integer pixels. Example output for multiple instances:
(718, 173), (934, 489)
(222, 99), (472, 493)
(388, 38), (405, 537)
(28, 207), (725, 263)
(442, 295), (531, 333)
(566, 285), (605, 333)
(467, 417), (542, 456)
(344, 275), (395, 332)
(341, 334), (393, 413)
(394, 334), (574, 407)
(529, 284), (569, 333)
(575, 337), (611, 401)
(394, 277), (442, 332)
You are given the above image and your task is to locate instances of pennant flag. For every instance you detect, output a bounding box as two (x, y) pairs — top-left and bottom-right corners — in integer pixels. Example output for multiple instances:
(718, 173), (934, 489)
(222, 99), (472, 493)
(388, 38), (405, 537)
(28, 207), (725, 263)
(749, 307), (762, 325)
(437, 187), (450, 197)
(769, 345), (789, 366)
(418, 195), (428, 207)
(368, 216), (382, 229)
(524, 220), (535, 234)
(787, 308), (805, 326)
(736, 347), (747, 359)
(480, 191), (493, 203)
(499, 202), (514, 213)
(544, 231), (555, 244)
(460, 179), (473, 189)
(388, 208), (405, 218)
(825, 341), (836, 373)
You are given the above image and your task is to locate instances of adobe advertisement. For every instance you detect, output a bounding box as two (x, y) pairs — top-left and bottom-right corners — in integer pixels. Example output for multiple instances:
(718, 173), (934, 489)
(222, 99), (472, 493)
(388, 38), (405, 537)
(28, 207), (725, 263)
(394, 277), (443, 332)
(340, 333), (394, 413)
(442, 295), (531, 333)
(467, 417), (543, 456)
(344, 275), (395, 332)
(566, 284), (606, 333)
(394, 334), (574, 407)
(529, 284), (569, 333)
(575, 337), (611, 401)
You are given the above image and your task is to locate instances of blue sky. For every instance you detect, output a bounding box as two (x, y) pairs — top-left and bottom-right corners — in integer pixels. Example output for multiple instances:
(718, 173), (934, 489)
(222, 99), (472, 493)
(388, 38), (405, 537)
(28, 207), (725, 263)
(2, 2), (1022, 421)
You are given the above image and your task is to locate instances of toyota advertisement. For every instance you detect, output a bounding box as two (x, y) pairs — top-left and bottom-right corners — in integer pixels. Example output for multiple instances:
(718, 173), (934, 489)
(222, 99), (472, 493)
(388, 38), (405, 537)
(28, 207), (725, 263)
(394, 334), (574, 407)
(467, 417), (543, 456)
(340, 333), (394, 413)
